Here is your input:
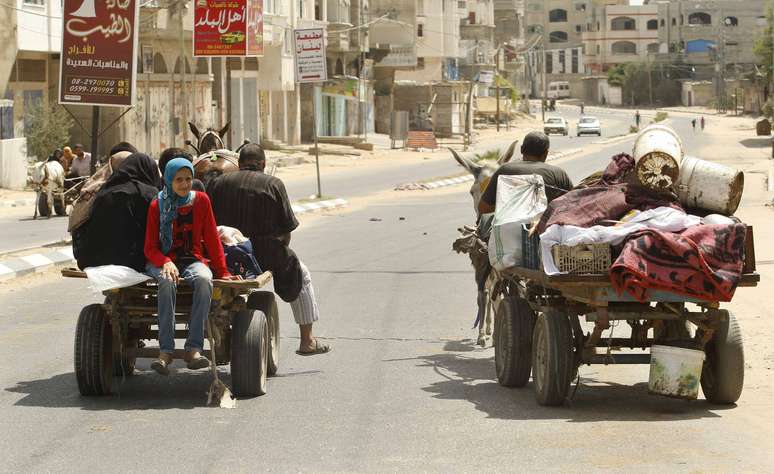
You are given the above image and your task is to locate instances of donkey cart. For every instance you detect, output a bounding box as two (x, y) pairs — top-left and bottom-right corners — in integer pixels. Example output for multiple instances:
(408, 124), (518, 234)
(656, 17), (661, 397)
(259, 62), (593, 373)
(491, 257), (759, 407)
(62, 269), (279, 398)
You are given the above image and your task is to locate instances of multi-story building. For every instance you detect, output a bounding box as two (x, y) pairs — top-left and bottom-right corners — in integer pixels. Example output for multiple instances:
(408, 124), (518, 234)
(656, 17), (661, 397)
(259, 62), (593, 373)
(583, 2), (659, 74)
(458, 0), (497, 84)
(494, 1), (529, 96)
(651, 0), (768, 79)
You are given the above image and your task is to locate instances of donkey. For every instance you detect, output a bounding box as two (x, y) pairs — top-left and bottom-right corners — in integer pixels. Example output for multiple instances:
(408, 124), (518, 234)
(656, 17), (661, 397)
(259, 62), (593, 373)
(30, 160), (66, 218)
(449, 140), (518, 346)
(187, 122), (240, 186)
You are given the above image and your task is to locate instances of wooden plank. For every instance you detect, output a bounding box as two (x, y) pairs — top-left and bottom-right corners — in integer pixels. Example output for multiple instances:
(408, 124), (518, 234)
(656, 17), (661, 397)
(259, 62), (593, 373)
(214, 271), (272, 289)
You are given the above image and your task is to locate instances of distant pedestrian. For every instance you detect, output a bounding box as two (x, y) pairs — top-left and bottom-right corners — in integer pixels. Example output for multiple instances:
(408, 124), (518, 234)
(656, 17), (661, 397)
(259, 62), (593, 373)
(700, 116), (705, 131)
(580, 103), (585, 114)
(635, 110), (641, 128)
(691, 119), (697, 131)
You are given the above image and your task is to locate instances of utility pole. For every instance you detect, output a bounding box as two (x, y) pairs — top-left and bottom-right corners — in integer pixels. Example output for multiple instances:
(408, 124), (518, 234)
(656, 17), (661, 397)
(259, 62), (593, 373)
(496, 45), (501, 132)
(541, 32), (547, 123)
(648, 57), (653, 106)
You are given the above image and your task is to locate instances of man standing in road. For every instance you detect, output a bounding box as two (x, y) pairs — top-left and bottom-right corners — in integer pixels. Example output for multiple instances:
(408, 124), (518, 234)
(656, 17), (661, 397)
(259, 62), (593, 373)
(68, 144), (92, 178)
(207, 144), (331, 356)
(478, 131), (573, 215)
(700, 116), (706, 131)
(635, 110), (641, 128)
(692, 118), (697, 131)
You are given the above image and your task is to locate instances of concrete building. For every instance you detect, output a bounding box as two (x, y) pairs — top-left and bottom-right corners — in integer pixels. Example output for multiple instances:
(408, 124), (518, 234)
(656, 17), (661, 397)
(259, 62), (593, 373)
(494, 1), (530, 95)
(583, 3), (659, 74)
(651, 0), (768, 79)
(458, 0), (497, 84)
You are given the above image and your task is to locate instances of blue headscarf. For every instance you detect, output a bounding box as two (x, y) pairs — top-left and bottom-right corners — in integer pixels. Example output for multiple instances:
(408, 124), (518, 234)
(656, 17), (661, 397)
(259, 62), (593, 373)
(158, 158), (195, 254)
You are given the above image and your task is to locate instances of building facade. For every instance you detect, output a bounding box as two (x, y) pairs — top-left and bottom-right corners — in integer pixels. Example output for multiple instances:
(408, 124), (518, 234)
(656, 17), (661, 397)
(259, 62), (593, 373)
(583, 3), (659, 74)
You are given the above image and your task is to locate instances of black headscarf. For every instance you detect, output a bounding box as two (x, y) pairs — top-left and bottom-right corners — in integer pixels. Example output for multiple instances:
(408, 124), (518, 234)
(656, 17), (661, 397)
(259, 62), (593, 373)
(96, 152), (160, 201)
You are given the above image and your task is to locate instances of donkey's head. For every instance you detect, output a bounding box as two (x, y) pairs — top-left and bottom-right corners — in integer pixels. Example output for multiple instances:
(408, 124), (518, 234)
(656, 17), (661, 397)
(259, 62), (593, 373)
(189, 122), (230, 155)
(449, 140), (519, 217)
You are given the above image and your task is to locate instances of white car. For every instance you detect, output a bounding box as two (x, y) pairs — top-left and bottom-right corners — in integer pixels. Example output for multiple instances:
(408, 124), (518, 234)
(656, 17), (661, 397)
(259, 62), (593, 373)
(543, 117), (568, 136)
(576, 116), (602, 136)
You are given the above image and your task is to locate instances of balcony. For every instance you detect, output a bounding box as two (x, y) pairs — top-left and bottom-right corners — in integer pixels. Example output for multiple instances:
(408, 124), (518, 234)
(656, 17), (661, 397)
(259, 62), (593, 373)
(327, 23), (352, 53)
(461, 23), (496, 43)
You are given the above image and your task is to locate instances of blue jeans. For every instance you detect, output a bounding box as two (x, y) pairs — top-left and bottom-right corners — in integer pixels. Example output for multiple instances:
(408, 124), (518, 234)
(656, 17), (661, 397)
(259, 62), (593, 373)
(146, 261), (213, 354)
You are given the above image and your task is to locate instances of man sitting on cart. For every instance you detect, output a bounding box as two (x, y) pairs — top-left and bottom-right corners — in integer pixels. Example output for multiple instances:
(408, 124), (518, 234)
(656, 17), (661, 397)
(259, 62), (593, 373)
(206, 144), (332, 356)
(144, 157), (238, 375)
(478, 131), (573, 215)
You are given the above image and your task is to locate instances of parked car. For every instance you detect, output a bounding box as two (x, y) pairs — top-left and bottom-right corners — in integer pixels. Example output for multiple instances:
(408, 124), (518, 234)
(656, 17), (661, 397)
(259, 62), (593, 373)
(577, 116), (602, 136)
(543, 117), (568, 136)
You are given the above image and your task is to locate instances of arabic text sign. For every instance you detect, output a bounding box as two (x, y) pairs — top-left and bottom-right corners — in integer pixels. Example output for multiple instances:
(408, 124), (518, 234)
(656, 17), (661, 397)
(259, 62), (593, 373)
(294, 28), (327, 83)
(59, 0), (139, 107)
(194, 0), (263, 57)
(374, 44), (417, 68)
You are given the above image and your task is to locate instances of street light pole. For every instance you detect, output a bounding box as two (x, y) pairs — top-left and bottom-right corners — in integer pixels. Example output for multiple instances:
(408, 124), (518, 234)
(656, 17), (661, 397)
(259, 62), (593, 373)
(496, 45), (501, 132)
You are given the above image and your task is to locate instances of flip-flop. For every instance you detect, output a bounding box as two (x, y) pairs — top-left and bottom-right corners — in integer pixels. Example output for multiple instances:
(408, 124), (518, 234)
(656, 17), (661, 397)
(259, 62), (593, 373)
(151, 358), (170, 376)
(296, 339), (332, 356)
(186, 355), (210, 370)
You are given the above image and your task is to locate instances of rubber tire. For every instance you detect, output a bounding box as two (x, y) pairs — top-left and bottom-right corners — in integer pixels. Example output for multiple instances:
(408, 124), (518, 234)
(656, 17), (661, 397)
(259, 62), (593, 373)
(74, 304), (113, 396)
(701, 310), (744, 404)
(37, 193), (51, 217)
(54, 196), (66, 216)
(247, 291), (280, 376)
(113, 338), (137, 377)
(230, 309), (268, 397)
(532, 309), (574, 406)
(494, 296), (536, 387)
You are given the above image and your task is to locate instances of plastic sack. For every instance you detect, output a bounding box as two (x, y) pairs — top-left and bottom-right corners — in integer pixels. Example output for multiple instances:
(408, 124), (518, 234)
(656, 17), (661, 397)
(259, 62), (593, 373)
(84, 265), (152, 292)
(488, 174), (548, 270)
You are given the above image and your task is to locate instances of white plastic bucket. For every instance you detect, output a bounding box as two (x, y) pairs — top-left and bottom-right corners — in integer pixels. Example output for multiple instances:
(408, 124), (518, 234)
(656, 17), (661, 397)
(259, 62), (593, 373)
(632, 124), (684, 191)
(648, 344), (705, 399)
(677, 155), (744, 215)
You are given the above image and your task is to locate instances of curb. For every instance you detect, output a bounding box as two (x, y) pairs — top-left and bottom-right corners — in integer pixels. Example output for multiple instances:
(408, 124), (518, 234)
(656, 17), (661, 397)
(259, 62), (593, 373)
(395, 174), (473, 191)
(291, 198), (348, 214)
(0, 198), (36, 208)
(548, 148), (583, 161)
(0, 246), (74, 282)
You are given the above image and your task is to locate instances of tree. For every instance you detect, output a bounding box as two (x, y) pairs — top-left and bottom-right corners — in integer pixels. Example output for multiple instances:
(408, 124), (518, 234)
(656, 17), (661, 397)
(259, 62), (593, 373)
(753, 3), (774, 86)
(24, 101), (74, 162)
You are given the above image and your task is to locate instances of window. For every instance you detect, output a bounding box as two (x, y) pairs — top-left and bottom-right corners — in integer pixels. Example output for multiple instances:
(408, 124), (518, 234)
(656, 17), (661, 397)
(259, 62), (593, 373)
(22, 0), (44, 5)
(549, 9), (567, 23)
(558, 50), (565, 73)
(611, 17), (635, 31)
(611, 41), (636, 55)
(571, 48), (578, 73)
(647, 43), (659, 53)
(672, 18), (676, 26)
(575, 3), (586, 11)
(527, 25), (540, 34)
(417, 24), (424, 37)
(549, 31), (568, 43)
(688, 12), (711, 25)
(660, 19), (665, 27)
(647, 19), (658, 30)
(15, 59), (46, 82)
(545, 52), (553, 73)
(724, 16), (738, 27)
(596, 45), (600, 54)
(575, 25), (581, 33)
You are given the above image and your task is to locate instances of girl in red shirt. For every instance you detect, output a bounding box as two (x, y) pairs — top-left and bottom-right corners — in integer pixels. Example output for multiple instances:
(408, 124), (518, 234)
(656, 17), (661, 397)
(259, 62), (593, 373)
(145, 158), (234, 375)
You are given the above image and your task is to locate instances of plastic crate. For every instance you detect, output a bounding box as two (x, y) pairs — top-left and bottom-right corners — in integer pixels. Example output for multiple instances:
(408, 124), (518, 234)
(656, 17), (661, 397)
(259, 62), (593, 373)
(550, 243), (611, 274)
(521, 225), (541, 270)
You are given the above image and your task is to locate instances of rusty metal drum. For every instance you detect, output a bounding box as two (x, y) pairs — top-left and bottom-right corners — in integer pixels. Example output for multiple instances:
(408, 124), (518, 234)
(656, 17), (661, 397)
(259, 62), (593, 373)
(632, 124), (683, 192)
(677, 155), (744, 215)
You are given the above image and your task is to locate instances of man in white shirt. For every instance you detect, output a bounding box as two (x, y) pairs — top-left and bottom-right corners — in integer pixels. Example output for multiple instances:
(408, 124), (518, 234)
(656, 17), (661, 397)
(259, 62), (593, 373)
(69, 144), (92, 177)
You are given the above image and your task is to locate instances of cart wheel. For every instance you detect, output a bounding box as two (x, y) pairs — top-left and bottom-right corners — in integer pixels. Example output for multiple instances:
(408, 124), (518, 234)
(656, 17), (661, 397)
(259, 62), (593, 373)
(230, 309), (268, 397)
(113, 338), (138, 377)
(54, 196), (66, 216)
(494, 296), (536, 387)
(247, 291), (280, 376)
(74, 304), (113, 396)
(37, 193), (51, 217)
(701, 310), (744, 404)
(532, 309), (574, 406)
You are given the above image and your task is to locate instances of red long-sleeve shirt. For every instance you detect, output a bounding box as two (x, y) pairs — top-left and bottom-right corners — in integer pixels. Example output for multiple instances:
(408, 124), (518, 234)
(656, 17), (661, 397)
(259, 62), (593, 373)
(144, 191), (230, 278)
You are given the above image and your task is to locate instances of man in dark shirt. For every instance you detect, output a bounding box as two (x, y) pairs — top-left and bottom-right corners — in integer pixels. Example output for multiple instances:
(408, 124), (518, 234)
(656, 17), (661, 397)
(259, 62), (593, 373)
(207, 144), (331, 356)
(478, 131), (573, 215)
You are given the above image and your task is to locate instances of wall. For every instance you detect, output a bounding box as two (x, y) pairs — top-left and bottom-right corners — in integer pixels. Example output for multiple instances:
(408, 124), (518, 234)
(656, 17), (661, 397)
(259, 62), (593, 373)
(15, 0), (62, 53)
(374, 95), (392, 134)
(0, 138), (27, 190)
(0, 4), (17, 95)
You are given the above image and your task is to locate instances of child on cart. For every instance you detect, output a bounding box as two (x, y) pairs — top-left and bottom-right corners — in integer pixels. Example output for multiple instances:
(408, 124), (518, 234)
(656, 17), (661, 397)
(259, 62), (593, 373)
(144, 157), (238, 375)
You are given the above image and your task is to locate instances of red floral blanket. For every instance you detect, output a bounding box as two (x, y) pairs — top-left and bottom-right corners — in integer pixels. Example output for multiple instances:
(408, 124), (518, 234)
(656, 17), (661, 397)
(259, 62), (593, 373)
(610, 224), (747, 302)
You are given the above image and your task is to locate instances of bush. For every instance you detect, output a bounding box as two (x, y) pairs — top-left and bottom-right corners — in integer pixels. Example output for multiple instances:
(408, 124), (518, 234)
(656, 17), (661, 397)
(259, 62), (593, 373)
(653, 112), (668, 123)
(24, 101), (74, 161)
(629, 125), (639, 134)
(474, 150), (500, 162)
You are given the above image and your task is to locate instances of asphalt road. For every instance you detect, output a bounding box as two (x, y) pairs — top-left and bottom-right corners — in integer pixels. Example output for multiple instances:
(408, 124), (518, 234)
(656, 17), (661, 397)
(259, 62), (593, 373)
(0, 107), (635, 255)
(2, 174), (772, 471)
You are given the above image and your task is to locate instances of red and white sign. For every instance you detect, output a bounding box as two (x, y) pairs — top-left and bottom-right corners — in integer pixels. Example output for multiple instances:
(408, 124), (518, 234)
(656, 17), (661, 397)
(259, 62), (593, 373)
(193, 0), (264, 57)
(59, 0), (140, 107)
(294, 28), (327, 83)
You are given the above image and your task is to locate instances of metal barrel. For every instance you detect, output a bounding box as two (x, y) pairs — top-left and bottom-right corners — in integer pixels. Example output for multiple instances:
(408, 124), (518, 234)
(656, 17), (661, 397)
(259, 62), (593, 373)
(677, 155), (744, 215)
(632, 124), (683, 192)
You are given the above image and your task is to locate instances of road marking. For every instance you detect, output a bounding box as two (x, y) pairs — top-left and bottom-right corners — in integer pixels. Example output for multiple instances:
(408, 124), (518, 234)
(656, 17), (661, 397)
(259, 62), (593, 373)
(291, 198), (348, 214)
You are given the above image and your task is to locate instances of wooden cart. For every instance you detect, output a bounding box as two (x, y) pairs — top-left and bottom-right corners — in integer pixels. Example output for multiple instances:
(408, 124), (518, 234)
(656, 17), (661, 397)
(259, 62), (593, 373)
(62, 269), (279, 398)
(490, 264), (759, 406)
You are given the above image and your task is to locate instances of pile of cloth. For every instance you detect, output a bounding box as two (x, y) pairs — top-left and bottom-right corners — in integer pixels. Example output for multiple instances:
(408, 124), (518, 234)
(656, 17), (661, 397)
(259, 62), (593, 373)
(538, 153), (747, 302)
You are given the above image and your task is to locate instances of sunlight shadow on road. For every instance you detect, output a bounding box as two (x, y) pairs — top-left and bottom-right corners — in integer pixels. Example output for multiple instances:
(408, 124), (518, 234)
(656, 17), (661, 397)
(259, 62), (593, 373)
(408, 341), (732, 423)
(740, 138), (772, 149)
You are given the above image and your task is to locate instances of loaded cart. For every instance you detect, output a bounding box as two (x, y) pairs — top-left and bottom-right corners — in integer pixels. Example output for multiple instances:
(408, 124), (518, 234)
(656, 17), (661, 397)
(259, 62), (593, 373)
(491, 235), (759, 406)
(62, 269), (279, 398)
